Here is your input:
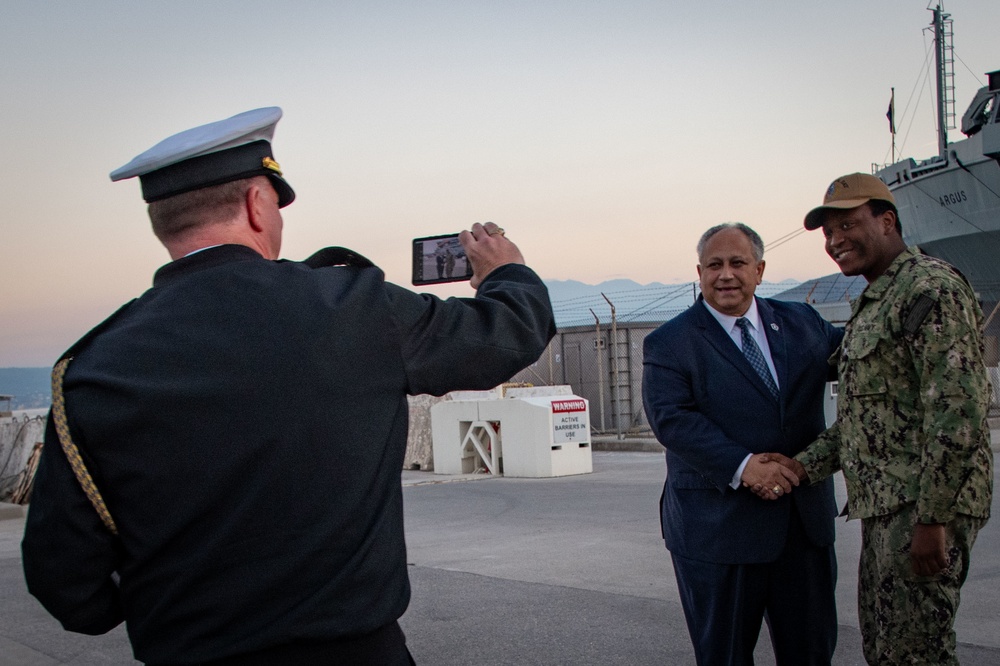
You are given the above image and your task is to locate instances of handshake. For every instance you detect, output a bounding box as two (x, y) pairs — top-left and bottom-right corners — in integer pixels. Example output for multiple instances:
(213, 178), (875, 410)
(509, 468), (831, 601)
(740, 453), (808, 500)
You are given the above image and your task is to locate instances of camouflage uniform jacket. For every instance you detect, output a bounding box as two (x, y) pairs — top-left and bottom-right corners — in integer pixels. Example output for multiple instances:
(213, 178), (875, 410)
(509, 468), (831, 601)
(797, 247), (993, 523)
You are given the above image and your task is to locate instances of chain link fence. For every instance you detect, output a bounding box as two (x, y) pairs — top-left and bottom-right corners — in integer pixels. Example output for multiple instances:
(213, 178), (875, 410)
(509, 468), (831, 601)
(509, 321), (665, 437)
(508, 290), (1000, 436)
(980, 296), (1000, 416)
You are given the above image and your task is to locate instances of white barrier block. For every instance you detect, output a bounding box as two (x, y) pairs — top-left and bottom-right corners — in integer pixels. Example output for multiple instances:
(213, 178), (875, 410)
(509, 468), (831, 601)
(431, 390), (592, 478)
(430, 401), (483, 474)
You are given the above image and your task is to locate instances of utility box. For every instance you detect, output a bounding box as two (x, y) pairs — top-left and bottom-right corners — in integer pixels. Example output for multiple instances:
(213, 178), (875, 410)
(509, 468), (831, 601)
(431, 386), (593, 478)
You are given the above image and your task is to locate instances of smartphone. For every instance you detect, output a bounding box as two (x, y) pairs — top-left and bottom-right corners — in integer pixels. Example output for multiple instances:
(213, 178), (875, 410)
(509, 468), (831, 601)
(412, 233), (474, 285)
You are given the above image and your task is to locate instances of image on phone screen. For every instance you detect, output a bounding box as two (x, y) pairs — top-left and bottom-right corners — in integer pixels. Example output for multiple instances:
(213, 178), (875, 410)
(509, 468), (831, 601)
(412, 233), (474, 285)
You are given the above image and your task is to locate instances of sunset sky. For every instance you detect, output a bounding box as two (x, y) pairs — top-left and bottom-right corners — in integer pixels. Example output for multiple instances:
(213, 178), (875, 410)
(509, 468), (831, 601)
(3, 1), (999, 366)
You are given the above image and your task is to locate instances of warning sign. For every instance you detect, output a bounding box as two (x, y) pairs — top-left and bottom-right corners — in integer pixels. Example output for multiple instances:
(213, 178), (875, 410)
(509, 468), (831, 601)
(551, 399), (588, 443)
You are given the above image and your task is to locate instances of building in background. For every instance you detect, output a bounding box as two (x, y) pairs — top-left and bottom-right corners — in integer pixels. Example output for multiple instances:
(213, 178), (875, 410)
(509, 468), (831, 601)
(511, 273), (1000, 437)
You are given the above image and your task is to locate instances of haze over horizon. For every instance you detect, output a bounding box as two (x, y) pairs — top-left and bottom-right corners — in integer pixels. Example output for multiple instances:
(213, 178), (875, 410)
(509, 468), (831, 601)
(0, 275), (806, 370)
(4, 1), (999, 366)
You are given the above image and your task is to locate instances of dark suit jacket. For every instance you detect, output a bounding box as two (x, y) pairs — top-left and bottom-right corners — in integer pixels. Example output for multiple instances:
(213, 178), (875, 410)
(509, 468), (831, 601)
(642, 296), (843, 564)
(22, 245), (555, 664)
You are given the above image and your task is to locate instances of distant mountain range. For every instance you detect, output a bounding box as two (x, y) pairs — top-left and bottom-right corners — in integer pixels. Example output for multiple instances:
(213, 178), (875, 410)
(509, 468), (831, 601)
(543, 278), (800, 328)
(2, 278), (804, 408)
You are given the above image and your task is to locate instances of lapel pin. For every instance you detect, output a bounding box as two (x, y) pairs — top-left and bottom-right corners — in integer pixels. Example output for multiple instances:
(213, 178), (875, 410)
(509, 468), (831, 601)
(771, 323), (779, 331)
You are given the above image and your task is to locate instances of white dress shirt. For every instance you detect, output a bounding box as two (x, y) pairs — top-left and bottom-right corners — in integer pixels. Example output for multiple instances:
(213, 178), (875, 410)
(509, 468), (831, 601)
(702, 298), (780, 489)
(183, 244), (223, 258)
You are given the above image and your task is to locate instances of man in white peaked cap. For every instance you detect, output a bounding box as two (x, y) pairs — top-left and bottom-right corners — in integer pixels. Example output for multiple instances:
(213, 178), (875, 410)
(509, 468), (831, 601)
(22, 107), (555, 665)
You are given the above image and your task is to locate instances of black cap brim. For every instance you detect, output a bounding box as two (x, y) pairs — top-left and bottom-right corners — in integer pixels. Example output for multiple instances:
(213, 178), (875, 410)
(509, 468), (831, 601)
(140, 140), (295, 207)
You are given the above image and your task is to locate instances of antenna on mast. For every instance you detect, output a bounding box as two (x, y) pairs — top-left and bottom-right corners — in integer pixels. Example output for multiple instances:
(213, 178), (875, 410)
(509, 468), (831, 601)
(931, 4), (955, 157)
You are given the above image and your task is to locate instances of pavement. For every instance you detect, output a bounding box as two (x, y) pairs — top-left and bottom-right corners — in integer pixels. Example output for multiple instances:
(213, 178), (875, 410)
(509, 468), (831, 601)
(1, 438), (999, 664)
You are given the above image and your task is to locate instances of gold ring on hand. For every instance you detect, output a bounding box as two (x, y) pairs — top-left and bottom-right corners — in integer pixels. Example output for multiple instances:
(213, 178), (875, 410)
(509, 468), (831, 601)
(772, 486), (782, 495)
(487, 227), (505, 236)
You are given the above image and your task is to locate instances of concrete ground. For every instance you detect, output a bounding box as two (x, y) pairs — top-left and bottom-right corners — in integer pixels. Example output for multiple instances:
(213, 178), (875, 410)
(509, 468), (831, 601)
(1, 440), (999, 664)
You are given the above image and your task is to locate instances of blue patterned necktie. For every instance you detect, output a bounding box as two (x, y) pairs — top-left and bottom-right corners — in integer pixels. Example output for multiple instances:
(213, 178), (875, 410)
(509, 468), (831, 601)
(736, 317), (779, 400)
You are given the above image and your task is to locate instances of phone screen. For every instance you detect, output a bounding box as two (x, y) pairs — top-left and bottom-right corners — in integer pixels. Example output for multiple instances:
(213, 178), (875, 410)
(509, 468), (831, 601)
(412, 234), (474, 285)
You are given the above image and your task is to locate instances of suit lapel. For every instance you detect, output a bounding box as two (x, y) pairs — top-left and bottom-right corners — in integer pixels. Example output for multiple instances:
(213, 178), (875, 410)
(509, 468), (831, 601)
(695, 297), (784, 406)
(757, 298), (786, 406)
(693, 299), (767, 394)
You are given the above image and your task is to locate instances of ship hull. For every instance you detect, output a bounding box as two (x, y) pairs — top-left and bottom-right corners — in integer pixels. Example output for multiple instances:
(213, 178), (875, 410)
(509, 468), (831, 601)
(876, 136), (1000, 304)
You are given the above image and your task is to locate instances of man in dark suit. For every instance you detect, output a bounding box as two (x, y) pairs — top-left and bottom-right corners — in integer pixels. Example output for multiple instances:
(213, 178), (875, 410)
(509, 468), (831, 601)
(21, 107), (555, 665)
(642, 223), (842, 665)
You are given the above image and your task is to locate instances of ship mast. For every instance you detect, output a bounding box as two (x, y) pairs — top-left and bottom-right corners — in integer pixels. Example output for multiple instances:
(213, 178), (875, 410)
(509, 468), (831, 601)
(932, 5), (955, 157)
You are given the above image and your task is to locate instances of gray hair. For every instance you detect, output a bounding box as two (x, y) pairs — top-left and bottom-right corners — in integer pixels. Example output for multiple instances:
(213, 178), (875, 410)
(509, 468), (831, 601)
(148, 177), (255, 242)
(697, 223), (764, 262)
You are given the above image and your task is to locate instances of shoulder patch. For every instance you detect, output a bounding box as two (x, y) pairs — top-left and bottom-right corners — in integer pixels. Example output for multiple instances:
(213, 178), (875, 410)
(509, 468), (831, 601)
(902, 294), (936, 336)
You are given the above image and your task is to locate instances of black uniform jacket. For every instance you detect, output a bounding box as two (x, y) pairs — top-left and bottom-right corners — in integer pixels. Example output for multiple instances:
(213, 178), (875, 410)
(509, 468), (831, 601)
(22, 244), (555, 664)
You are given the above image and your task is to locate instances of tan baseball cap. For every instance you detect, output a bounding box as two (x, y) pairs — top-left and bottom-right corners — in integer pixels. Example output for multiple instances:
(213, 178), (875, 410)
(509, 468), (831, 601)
(804, 173), (895, 230)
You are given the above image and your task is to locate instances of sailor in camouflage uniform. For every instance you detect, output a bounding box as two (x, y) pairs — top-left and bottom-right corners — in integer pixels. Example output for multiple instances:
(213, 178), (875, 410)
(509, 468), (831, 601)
(787, 173), (992, 665)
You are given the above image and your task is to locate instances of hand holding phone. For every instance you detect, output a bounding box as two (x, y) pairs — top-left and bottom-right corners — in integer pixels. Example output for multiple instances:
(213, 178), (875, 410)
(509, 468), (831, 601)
(412, 223), (525, 288)
(459, 222), (525, 289)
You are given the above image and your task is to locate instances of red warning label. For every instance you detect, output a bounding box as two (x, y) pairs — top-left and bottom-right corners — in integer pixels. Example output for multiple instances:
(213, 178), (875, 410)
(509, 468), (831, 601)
(552, 399), (586, 413)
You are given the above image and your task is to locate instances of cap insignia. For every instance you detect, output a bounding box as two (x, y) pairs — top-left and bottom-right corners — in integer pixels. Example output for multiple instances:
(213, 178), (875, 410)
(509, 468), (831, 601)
(262, 156), (283, 176)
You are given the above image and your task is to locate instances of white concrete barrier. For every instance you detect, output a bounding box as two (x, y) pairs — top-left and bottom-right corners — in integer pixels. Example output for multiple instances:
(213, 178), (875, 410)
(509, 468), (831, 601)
(431, 386), (593, 478)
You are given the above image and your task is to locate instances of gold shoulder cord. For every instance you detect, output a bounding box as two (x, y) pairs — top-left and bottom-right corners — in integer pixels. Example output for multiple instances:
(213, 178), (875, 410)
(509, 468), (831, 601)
(50, 358), (119, 535)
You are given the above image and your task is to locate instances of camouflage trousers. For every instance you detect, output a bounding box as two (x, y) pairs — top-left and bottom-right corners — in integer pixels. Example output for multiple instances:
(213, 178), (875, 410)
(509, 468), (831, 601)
(859, 505), (985, 665)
